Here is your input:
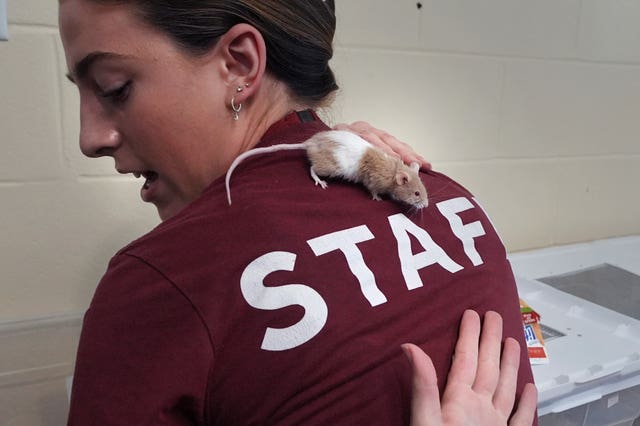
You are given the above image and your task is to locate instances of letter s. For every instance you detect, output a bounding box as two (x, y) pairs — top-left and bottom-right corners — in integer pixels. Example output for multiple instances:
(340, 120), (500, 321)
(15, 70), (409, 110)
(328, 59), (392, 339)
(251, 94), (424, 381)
(240, 251), (328, 351)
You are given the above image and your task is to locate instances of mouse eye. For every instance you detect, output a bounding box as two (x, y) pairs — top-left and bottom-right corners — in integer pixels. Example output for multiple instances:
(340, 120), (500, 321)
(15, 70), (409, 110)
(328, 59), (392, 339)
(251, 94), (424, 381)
(414, 191), (420, 196)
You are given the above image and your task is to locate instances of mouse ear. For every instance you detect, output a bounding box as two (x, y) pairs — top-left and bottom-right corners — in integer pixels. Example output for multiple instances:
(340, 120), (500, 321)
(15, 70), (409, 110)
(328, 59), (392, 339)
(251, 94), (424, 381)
(395, 171), (410, 185)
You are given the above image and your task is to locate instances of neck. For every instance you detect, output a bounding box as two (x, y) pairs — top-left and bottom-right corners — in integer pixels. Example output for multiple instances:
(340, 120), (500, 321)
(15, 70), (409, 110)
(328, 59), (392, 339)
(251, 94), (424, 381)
(237, 79), (310, 154)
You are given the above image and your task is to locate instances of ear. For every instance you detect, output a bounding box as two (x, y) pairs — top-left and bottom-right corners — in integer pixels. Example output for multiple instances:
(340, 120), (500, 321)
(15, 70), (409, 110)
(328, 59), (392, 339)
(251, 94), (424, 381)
(410, 161), (420, 173)
(395, 170), (410, 186)
(214, 23), (267, 101)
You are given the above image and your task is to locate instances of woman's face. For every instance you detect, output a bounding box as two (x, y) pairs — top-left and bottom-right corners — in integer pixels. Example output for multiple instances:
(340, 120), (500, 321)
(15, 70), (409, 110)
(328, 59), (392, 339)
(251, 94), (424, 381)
(59, 0), (234, 221)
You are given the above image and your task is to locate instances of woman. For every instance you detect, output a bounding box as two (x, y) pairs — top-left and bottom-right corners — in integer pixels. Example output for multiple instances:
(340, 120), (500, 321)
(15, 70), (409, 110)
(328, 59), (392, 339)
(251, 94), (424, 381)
(59, 0), (536, 424)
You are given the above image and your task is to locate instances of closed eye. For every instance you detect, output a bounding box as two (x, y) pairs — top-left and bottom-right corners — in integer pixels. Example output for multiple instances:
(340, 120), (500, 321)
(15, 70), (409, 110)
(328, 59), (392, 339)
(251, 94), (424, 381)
(100, 81), (132, 105)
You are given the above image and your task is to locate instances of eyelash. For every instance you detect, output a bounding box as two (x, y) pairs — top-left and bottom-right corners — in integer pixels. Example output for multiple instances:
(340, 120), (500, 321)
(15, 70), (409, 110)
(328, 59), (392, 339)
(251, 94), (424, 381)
(100, 81), (132, 104)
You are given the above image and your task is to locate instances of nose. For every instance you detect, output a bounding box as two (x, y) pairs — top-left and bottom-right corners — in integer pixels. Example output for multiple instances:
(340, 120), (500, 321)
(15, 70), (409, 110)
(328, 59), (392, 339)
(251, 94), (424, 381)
(78, 97), (121, 158)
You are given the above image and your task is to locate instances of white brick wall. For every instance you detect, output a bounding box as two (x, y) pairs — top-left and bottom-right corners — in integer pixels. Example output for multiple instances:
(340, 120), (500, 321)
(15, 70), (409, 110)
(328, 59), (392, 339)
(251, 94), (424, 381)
(1, 1), (159, 322)
(1, 1), (639, 321)
(332, 0), (640, 252)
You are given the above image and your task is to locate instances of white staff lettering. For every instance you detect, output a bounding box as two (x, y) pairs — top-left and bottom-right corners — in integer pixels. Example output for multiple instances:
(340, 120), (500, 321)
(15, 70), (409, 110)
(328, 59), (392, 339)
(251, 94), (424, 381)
(307, 225), (387, 307)
(240, 251), (329, 351)
(437, 197), (486, 266)
(240, 197), (491, 351)
(388, 213), (463, 290)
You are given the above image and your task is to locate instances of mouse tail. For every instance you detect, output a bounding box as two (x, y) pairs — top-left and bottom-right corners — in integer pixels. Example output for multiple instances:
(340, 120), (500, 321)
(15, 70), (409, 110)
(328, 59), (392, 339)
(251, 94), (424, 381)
(225, 142), (308, 205)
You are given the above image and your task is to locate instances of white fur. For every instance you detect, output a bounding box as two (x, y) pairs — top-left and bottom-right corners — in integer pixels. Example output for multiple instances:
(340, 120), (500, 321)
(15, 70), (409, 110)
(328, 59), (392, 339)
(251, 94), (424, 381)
(330, 131), (370, 179)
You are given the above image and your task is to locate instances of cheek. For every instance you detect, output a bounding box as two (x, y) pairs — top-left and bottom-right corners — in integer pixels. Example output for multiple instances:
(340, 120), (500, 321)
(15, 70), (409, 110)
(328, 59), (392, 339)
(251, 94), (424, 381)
(125, 98), (185, 157)
(125, 81), (230, 185)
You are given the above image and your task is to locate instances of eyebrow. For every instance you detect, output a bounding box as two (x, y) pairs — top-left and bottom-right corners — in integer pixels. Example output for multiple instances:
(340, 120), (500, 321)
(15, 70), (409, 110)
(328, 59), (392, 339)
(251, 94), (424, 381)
(66, 51), (133, 83)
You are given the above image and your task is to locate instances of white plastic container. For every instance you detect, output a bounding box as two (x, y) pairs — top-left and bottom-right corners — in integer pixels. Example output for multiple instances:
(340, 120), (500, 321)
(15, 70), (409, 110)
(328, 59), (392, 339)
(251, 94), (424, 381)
(509, 236), (640, 425)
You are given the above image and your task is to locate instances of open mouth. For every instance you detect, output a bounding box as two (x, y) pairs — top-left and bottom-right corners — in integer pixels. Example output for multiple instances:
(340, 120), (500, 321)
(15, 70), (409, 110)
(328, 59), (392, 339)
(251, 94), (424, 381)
(134, 171), (159, 202)
(133, 171), (158, 188)
(140, 171), (158, 190)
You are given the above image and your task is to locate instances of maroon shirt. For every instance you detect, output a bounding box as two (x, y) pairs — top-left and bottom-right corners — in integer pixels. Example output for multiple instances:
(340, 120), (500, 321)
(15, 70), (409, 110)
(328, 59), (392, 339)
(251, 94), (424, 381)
(68, 111), (535, 425)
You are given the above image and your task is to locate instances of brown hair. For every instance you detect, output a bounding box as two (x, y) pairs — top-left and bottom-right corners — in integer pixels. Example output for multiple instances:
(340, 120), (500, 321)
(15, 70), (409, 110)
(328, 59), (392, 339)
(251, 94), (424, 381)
(94, 0), (339, 105)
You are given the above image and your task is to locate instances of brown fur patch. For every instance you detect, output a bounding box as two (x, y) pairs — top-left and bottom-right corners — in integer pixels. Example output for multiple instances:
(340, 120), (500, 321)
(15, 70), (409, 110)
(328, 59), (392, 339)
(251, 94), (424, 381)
(358, 148), (397, 190)
(306, 134), (340, 176)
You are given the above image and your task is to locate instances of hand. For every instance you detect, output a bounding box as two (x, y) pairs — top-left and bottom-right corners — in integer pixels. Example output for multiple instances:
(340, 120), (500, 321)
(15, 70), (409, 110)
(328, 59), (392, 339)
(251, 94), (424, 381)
(333, 121), (431, 170)
(402, 310), (538, 426)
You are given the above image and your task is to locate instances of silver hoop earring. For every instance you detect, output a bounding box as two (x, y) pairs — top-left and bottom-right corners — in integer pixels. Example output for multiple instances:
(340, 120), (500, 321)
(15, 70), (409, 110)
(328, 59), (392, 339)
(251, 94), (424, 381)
(231, 96), (242, 121)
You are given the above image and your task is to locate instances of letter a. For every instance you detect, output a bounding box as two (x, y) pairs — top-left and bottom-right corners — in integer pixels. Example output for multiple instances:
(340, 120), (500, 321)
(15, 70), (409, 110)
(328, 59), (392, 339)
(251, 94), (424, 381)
(388, 214), (463, 290)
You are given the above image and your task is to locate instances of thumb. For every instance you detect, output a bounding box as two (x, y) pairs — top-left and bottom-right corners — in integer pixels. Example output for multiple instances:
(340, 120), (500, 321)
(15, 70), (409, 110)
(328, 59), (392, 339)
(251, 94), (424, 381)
(402, 343), (443, 426)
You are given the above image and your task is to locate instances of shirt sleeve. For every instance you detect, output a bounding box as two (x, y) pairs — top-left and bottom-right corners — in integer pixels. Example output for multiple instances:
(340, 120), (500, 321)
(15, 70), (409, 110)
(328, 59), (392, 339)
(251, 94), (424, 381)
(67, 253), (213, 425)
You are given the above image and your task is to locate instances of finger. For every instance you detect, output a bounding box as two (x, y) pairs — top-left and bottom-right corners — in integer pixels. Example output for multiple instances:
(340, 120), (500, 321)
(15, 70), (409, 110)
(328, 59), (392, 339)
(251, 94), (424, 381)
(336, 120), (375, 135)
(472, 311), (503, 396)
(361, 130), (401, 159)
(334, 121), (384, 143)
(508, 383), (538, 426)
(446, 310), (481, 387)
(492, 337), (521, 417)
(402, 343), (443, 426)
(333, 122), (431, 168)
(334, 123), (399, 158)
(383, 135), (430, 169)
(362, 128), (427, 167)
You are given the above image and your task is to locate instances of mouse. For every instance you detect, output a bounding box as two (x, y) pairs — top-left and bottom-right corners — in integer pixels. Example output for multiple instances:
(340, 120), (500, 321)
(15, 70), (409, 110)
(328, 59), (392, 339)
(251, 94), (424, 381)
(225, 130), (429, 209)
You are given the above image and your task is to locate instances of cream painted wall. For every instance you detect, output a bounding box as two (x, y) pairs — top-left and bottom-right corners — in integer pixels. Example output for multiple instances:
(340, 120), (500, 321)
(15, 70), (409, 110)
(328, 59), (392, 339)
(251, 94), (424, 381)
(1, 0), (639, 321)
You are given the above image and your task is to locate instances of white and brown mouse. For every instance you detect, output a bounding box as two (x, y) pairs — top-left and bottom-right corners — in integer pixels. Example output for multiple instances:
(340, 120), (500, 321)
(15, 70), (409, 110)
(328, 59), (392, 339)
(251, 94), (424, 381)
(225, 130), (428, 209)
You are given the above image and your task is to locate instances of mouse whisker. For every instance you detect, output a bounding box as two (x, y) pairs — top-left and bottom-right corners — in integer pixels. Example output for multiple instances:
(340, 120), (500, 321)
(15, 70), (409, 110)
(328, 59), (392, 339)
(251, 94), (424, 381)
(425, 181), (457, 203)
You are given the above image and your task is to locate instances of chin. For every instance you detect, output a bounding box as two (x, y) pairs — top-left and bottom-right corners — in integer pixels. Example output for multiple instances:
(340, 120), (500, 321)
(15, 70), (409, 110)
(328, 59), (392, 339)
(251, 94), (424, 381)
(156, 203), (185, 222)
(154, 192), (196, 222)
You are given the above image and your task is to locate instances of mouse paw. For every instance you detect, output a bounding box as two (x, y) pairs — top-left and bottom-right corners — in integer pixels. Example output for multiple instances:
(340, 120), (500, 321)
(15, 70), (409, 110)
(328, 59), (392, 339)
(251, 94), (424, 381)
(310, 168), (328, 189)
(372, 193), (382, 201)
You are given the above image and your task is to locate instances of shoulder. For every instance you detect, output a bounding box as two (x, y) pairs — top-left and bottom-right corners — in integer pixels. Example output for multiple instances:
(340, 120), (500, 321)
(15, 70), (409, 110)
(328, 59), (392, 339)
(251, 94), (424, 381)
(422, 169), (475, 198)
(71, 251), (213, 424)
(90, 252), (189, 313)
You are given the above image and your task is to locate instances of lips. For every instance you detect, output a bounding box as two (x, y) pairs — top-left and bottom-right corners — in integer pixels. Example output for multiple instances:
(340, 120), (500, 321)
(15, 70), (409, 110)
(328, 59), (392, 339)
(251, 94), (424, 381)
(135, 171), (159, 202)
(140, 171), (158, 189)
